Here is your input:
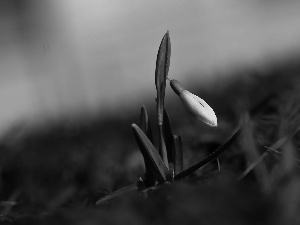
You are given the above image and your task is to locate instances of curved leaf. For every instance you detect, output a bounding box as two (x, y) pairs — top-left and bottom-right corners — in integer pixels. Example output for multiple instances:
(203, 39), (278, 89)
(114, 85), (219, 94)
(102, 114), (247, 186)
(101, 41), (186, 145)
(163, 108), (175, 174)
(96, 184), (138, 205)
(140, 105), (154, 143)
(155, 31), (171, 167)
(175, 126), (242, 180)
(132, 124), (168, 182)
(140, 105), (155, 185)
(155, 31), (171, 120)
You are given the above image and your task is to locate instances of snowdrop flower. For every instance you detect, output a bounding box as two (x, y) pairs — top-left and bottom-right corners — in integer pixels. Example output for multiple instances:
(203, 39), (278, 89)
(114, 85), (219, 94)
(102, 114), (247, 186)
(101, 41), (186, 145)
(169, 78), (218, 127)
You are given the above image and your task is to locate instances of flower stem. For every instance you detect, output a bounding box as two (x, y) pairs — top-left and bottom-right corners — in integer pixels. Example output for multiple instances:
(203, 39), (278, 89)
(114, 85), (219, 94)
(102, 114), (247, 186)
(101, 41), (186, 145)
(175, 126), (242, 180)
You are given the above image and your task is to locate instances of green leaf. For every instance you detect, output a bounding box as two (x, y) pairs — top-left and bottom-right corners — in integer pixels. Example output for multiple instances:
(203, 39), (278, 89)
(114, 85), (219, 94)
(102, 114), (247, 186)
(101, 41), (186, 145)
(132, 124), (168, 182)
(172, 135), (183, 175)
(155, 31), (171, 167)
(163, 108), (173, 163)
(95, 184), (138, 205)
(155, 31), (171, 125)
(175, 126), (242, 180)
(140, 105), (156, 185)
(140, 105), (154, 143)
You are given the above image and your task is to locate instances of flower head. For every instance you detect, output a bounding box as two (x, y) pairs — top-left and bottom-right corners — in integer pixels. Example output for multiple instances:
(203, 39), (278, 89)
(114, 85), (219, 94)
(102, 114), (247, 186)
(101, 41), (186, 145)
(170, 79), (218, 127)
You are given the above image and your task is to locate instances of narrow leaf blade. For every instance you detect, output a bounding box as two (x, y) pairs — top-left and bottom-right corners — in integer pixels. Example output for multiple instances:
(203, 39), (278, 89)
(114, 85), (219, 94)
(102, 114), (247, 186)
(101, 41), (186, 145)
(175, 126), (242, 180)
(140, 105), (156, 185)
(96, 184), (138, 205)
(155, 32), (171, 167)
(173, 135), (183, 175)
(155, 31), (171, 104)
(132, 124), (168, 182)
(140, 105), (154, 143)
(164, 108), (174, 164)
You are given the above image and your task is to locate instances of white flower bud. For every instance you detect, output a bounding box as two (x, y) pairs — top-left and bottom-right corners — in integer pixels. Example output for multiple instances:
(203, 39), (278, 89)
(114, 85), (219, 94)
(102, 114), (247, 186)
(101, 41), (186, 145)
(170, 79), (218, 127)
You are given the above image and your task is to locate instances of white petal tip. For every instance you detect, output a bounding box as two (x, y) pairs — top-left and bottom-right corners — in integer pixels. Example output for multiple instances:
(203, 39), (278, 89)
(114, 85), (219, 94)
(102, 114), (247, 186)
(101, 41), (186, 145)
(205, 120), (218, 127)
(201, 113), (218, 127)
(211, 122), (218, 127)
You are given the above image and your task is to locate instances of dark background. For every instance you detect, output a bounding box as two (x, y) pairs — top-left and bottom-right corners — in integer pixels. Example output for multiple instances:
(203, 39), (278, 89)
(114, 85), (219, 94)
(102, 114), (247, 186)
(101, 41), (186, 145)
(0, 1), (300, 224)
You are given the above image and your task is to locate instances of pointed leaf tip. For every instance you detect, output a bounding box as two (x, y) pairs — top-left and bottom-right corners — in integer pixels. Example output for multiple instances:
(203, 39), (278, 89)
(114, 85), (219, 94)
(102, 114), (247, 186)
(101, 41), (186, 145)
(139, 106), (153, 142)
(155, 32), (171, 166)
(132, 124), (168, 182)
(140, 105), (148, 133)
(155, 32), (171, 120)
(155, 31), (171, 87)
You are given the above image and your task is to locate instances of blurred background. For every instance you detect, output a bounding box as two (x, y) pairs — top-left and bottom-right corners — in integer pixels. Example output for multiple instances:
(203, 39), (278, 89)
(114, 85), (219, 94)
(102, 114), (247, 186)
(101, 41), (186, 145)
(1, 0), (300, 136)
(2, 1), (300, 223)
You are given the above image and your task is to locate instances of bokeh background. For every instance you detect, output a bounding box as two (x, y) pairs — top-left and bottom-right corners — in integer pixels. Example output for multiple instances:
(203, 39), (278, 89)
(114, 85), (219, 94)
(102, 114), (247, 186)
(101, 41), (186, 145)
(1, 0), (300, 135)
(1, 1), (300, 224)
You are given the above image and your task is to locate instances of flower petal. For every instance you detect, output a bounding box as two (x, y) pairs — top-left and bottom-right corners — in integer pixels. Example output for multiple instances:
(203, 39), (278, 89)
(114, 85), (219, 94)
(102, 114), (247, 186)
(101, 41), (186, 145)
(180, 91), (218, 127)
(190, 93), (218, 127)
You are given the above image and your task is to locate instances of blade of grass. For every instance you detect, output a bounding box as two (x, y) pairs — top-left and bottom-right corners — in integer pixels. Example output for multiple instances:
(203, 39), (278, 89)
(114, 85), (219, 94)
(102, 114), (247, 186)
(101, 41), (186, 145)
(216, 158), (221, 172)
(140, 105), (156, 185)
(265, 127), (300, 167)
(155, 31), (171, 168)
(140, 105), (154, 143)
(239, 114), (269, 189)
(175, 126), (242, 180)
(158, 126), (168, 169)
(239, 132), (300, 180)
(173, 135), (183, 175)
(163, 108), (174, 169)
(266, 146), (300, 166)
(132, 124), (168, 182)
(238, 151), (269, 180)
(96, 184), (138, 205)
